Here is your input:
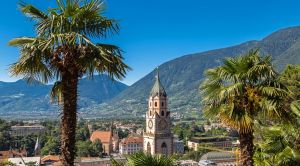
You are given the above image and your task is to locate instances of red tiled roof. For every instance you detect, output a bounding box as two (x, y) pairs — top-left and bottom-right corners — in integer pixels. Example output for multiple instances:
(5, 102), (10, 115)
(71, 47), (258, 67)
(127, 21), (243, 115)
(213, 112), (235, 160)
(90, 131), (112, 143)
(41, 155), (60, 163)
(121, 136), (143, 145)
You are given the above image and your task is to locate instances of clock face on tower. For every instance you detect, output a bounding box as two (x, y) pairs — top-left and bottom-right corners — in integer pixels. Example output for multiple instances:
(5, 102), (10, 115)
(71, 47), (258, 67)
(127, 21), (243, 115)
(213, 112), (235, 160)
(158, 119), (168, 130)
(148, 120), (153, 129)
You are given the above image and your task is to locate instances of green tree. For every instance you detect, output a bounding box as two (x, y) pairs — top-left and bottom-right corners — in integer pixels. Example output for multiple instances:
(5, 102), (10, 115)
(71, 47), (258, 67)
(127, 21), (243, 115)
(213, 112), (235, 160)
(9, 0), (129, 165)
(92, 139), (103, 157)
(41, 136), (60, 155)
(254, 125), (300, 166)
(0, 119), (11, 150)
(200, 50), (289, 166)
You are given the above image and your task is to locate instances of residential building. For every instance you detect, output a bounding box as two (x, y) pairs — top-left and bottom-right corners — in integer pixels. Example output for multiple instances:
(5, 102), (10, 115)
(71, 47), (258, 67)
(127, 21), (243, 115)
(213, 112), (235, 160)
(178, 160), (198, 166)
(200, 152), (238, 166)
(8, 157), (41, 166)
(198, 160), (217, 166)
(11, 125), (45, 137)
(41, 155), (60, 166)
(79, 157), (126, 166)
(119, 135), (143, 155)
(187, 136), (233, 151)
(0, 149), (27, 160)
(143, 69), (173, 155)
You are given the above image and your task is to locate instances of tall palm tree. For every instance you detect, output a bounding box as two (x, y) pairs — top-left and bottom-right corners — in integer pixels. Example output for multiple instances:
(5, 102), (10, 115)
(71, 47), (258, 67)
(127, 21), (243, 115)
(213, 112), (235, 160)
(8, 0), (129, 165)
(200, 50), (289, 166)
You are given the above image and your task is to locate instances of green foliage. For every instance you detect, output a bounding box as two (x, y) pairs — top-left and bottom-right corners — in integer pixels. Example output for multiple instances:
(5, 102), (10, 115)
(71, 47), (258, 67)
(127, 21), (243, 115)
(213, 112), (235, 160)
(127, 152), (174, 166)
(76, 139), (103, 157)
(41, 136), (60, 155)
(254, 125), (300, 166)
(0, 119), (11, 150)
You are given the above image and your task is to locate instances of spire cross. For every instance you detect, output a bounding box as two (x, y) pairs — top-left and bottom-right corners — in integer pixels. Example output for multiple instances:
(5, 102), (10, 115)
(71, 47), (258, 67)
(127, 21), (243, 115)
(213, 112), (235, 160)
(156, 67), (159, 80)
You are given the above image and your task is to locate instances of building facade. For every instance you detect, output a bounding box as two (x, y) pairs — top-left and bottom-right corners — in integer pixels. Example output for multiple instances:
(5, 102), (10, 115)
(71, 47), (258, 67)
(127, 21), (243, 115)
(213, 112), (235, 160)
(143, 69), (173, 155)
(119, 135), (143, 155)
(10, 125), (45, 137)
(90, 131), (113, 155)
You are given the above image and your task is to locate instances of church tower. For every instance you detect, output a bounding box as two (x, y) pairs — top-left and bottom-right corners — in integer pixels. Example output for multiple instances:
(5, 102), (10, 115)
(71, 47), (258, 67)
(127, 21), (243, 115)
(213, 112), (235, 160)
(143, 68), (173, 155)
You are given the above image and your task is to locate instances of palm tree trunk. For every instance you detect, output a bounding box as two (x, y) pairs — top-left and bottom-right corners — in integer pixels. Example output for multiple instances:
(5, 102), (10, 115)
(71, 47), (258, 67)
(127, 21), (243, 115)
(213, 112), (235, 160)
(239, 131), (254, 166)
(60, 52), (78, 166)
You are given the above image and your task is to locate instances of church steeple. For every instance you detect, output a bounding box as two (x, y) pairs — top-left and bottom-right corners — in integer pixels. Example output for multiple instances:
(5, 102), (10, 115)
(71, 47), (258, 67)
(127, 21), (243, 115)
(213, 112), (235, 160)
(150, 67), (166, 97)
(144, 67), (173, 156)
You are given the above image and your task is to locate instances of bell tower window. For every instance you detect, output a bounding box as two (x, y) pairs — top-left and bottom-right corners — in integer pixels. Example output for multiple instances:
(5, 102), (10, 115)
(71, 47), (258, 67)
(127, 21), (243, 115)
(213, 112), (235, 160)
(147, 142), (151, 154)
(161, 142), (167, 155)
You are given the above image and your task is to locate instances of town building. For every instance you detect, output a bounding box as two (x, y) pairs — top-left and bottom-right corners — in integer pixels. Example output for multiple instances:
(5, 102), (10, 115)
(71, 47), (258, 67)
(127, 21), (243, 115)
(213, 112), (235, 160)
(10, 125), (45, 137)
(78, 157), (126, 166)
(200, 152), (238, 166)
(8, 157), (41, 166)
(173, 136), (184, 154)
(41, 155), (60, 166)
(119, 135), (143, 155)
(0, 149), (27, 160)
(198, 160), (217, 166)
(177, 160), (199, 166)
(90, 130), (118, 155)
(187, 136), (233, 151)
(143, 69), (173, 155)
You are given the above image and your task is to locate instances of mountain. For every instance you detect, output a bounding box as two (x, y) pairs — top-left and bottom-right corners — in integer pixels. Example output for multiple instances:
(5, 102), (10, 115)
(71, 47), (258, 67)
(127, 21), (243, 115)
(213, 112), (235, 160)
(0, 75), (128, 118)
(87, 26), (300, 118)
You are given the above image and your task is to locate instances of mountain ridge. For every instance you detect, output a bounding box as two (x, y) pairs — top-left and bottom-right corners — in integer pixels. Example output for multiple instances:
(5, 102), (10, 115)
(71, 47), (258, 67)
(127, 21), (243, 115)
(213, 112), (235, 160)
(87, 26), (300, 118)
(1, 26), (300, 119)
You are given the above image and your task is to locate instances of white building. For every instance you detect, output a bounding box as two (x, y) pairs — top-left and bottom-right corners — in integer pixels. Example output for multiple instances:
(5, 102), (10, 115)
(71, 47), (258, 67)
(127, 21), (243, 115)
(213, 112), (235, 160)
(119, 135), (143, 155)
(8, 157), (41, 166)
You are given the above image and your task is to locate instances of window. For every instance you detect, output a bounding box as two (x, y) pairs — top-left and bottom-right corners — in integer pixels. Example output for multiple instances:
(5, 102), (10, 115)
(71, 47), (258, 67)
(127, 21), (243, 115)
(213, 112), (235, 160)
(147, 142), (151, 154)
(150, 102), (151, 107)
(161, 142), (168, 155)
(155, 102), (157, 107)
(161, 111), (164, 116)
(162, 102), (164, 107)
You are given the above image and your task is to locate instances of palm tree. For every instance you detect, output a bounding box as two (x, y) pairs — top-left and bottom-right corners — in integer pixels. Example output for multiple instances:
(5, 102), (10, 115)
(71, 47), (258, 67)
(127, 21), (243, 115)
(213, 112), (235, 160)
(8, 0), (129, 165)
(200, 50), (289, 166)
(254, 124), (300, 166)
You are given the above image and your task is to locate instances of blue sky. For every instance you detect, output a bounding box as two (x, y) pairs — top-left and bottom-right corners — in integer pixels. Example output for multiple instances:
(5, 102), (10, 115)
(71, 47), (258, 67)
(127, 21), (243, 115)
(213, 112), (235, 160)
(0, 0), (300, 85)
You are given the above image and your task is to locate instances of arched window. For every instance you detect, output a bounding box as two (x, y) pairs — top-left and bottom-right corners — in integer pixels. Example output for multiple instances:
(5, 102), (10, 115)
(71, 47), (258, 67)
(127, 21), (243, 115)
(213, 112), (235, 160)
(161, 142), (167, 155)
(161, 111), (164, 116)
(161, 102), (164, 107)
(147, 142), (151, 154)
(155, 102), (157, 107)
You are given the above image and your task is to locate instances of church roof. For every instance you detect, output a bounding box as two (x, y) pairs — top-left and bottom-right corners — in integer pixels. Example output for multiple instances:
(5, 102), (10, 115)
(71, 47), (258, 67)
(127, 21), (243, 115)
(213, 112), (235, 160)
(90, 131), (112, 143)
(150, 68), (167, 97)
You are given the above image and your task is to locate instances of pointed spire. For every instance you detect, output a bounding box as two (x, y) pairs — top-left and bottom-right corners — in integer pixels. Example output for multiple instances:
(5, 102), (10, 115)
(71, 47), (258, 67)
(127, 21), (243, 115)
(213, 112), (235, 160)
(150, 67), (167, 97)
